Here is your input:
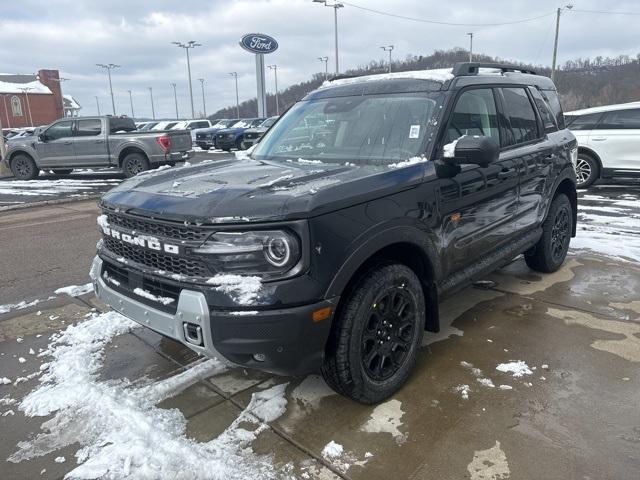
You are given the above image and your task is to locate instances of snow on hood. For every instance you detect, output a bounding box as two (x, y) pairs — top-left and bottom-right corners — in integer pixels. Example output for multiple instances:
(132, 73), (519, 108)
(324, 68), (454, 87)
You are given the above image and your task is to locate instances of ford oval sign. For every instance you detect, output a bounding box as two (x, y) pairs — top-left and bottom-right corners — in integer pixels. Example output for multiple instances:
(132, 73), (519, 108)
(240, 33), (278, 55)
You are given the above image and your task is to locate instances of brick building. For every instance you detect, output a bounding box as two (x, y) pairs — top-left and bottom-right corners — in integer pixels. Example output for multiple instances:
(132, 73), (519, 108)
(0, 69), (64, 129)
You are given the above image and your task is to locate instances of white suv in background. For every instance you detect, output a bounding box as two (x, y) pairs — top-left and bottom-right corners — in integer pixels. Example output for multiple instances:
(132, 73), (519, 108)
(566, 102), (640, 188)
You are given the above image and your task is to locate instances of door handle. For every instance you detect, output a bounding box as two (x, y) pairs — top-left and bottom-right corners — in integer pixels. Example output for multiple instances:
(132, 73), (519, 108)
(498, 168), (517, 180)
(63, 141), (72, 145)
(591, 137), (607, 141)
(95, 139), (104, 143)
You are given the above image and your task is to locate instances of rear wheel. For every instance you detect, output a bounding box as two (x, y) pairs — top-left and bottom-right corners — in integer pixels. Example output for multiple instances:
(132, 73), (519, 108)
(321, 263), (425, 404)
(575, 153), (599, 189)
(50, 169), (73, 175)
(10, 154), (39, 180)
(236, 138), (244, 150)
(525, 193), (572, 273)
(121, 152), (150, 177)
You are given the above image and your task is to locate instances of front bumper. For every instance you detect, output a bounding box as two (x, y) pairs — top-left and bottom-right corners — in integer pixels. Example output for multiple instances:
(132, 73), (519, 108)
(216, 138), (236, 150)
(90, 256), (337, 376)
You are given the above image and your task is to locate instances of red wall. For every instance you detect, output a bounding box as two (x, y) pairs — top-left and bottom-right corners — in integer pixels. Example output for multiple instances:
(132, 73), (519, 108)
(0, 69), (64, 129)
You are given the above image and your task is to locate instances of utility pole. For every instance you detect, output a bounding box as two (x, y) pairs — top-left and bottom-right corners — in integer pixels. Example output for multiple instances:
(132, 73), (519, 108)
(95, 96), (101, 116)
(96, 63), (120, 115)
(314, 1), (344, 75)
(51, 77), (68, 118)
(2, 95), (11, 128)
(172, 40), (201, 119)
(127, 90), (135, 118)
(318, 56), (329, 80)
(170, 83), (179, 118)
(229, 72), (240, 119)
(467, 33), (474, 62)
(0, 112), (8, 175)
(148, 87), (155, 120)
(551, 4), (573, 81)
(380, 45), (394, 73)
(19, 87), (34, 126)
(267, 65), (279, 116)
(198, 78), (206, 118)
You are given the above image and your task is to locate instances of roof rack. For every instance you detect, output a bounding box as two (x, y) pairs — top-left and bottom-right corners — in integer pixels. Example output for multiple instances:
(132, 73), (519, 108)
(452, 62), (537, 77)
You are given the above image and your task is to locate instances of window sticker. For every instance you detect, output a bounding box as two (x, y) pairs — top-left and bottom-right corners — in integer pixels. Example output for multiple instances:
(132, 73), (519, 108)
(409, 125), (420, 139)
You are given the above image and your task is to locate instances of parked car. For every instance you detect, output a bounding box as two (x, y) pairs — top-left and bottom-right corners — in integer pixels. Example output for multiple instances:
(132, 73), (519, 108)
(194, 119), (239, 150)
(170, 119), (213, 142)
(241, 116), (279, 149)
(151, 121), (180, 131)
(565, 102), (640, 188)
(3, 116), (194, 179)
(215, 118), (265, 151)
(90, 63), (577, 403)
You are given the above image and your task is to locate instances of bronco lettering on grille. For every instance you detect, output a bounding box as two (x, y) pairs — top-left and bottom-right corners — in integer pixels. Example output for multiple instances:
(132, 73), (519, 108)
(100, 226), (181, 255)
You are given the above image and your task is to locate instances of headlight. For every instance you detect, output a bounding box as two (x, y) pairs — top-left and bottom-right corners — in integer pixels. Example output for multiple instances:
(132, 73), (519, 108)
(191, 230), (301, 278)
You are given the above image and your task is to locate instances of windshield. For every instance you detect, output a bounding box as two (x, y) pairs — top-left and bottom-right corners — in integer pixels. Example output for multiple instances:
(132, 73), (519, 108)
(232, 120), (251, 128)
(252, 92), (441, 165)
(262, 117), (278, 128)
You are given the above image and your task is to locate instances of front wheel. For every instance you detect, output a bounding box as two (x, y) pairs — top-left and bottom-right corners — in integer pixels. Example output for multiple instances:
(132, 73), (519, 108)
(10, 154), (40, 180)
(575, 153), (599, 189)
(121, 152), (150, 178)
(321, 263), (425, 404)
(525, 193), (572, 273)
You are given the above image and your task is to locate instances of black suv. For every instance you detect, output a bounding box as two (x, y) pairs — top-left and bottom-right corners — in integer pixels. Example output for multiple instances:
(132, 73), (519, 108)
(90, 63), (578, 403)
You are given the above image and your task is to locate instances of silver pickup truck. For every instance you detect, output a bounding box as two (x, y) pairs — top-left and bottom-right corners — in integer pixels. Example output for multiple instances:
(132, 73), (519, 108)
(2, 116), (194, 179)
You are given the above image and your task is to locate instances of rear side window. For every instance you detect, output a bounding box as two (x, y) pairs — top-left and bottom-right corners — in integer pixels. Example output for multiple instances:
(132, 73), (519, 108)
(566, 112), (603, 130)
(445, 88), (500, 144)
(530, 88), (557, 133)
(598, 109), (640, 129)
(76, 119), (102, 137)
(109, 117), (136, 133)
(500, 87), (539, 146)
(540, 90), (565, 129)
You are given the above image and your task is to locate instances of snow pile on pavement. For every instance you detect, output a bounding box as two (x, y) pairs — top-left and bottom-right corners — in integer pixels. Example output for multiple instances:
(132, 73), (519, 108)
(359, 399), (407, 444)
(54, 283), (93, 297)
(207, 274), (262, 305)
(9, 311), (290, 479)
(454, 384), (471, 400)
(0, 299), (41, 315)
(322, 440), (344, 459)
(496, 360), (533, 377)
(0, 178), (121, 197)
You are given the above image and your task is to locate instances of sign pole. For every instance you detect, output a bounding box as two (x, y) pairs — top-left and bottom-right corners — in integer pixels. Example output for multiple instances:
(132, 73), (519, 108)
(255, 53), (267, 118)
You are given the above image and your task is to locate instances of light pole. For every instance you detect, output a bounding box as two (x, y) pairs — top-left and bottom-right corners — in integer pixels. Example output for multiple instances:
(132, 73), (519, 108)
(1, 95), (10, 128)
(467, 33), (474, 62)
(51, 77), (68, 117)
(198, 78), (206, 118)
(148, 87), (155, 120)
(229, 72), (240, 119)
(19, 87), (34, 126)
(313, 1), (344, 75)
(127, 90), (135, 118)
(96, 63), (120, 115)
(267, 65), (279, 116)
(95, 96), (101, 116)
(170, 82), (179, 118)
(318, 56), (329, 80)
(380, 45), (394, 73)
(551, 4), (573, 82)
(172, 40), (201, 119)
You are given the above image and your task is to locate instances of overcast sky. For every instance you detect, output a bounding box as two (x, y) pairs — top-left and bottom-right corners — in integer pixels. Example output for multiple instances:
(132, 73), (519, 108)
(1, 0), (638, 119)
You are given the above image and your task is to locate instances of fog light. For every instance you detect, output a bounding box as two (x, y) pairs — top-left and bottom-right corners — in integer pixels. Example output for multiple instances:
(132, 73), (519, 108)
(253, 353), (266, 362)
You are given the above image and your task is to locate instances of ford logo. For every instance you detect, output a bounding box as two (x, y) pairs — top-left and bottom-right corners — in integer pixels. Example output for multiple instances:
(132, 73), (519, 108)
(239, 33), (278, 54)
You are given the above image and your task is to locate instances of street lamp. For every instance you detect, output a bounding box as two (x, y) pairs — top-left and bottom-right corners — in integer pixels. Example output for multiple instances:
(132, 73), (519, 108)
(1, 95), (10, 128)
(18, 87), (34, 126)
(127, 90), (135, 118)
(198, 78), (207, 118)
(96, 63), (120, 115)
(467, 33), (474, 62)
(170, 82), (179, 119)
(313, 0), (344, 75)
(318, 56), (329, 80)
(95, 96), (101, 116)
(267, 65), (279, 116)
(172, 40), (201, 119)
(229, 72), (240, 119)
(380, 45), (394, 73)
(51, 77), (68, 118)
(148, 87), (155, 120)
(551, 4), (574, 81)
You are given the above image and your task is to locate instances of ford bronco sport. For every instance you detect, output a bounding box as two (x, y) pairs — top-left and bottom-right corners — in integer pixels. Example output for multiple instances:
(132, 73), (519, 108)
(90, 63), (578, 403)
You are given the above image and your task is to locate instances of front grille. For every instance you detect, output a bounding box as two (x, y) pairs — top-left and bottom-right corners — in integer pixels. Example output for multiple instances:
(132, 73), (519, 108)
(105, 212), (209, 241)
(104, 236), (209, 277)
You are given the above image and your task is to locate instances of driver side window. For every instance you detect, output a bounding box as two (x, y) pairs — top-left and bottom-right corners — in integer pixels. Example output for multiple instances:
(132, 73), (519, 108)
(445, 89), (500, 145)
(45, 121), (73, 141)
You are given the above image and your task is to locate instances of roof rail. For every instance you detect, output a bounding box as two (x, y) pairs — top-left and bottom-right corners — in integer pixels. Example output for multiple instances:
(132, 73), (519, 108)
(452, 62), (537, 77)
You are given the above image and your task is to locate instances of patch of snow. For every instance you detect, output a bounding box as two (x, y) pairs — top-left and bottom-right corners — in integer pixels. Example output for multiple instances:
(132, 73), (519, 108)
(229, 311), (259, 316)
(322, 440), (344, 459)
(18, 357), (26, 364)
(208, 216), (251, 224)
(54, 456), (65, 463)
(496, 360), (533, 378)
(54, 283), (93, 297)
(207, 274), (262, 305)
(326, 68), (454, 87)
(295, 158), (324, 165)
(388, 156), (428, 169)
(443, 135), (464, 158)
(133, 287), (174, 306)
(467, 441), (510, 480)
(454, 384), (471, 400)
(259, 174), (295, 188)
(499, 385), (513, 390)
(1, 377), (11, 385)
(477, 378), (495, 388)
(3, 409), (15, 416)
(359, 398), (407, 443)
(0, 299), (41, 315)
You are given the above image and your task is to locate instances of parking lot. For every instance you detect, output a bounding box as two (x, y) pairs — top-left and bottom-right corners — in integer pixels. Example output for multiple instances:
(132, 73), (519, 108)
(1, 178), (638, 480)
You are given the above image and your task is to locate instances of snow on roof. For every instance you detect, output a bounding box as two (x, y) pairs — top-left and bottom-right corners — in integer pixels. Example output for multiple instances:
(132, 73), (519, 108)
(324, 68), (454, 87)
(566, 101), (640, 116)
(0, 74), (52, 94)
(63, 94), (81, 109)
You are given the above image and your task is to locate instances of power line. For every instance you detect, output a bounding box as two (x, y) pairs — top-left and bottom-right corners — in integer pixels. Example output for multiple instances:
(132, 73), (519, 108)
(571, 8), (640, 16)
(340, 1), (556, 27)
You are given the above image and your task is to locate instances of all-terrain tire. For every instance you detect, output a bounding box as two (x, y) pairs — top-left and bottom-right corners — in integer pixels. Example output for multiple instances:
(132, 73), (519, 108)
(10, 154), (40, 180)
(525, 193), (572, 273)
(321, 263), (426, 404)
(121, 152), (150, 178)
(575, 152), (599, 189)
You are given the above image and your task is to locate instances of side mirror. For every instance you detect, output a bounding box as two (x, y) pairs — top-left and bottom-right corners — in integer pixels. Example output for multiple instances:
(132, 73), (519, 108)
(38, 133), (46, 142)
(443, 135), (499, 168)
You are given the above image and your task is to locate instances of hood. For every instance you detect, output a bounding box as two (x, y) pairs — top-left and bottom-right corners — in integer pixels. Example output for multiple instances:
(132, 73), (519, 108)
(244, 126), (268, 134)
(101, 157), (429, 224)
(216, 127), (245, 135)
